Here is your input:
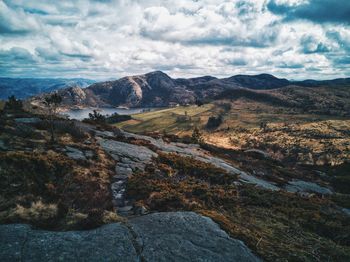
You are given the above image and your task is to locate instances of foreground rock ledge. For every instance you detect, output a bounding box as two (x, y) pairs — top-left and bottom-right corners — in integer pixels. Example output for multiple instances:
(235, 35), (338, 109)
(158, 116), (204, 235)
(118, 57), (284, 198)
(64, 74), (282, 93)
(0, 212), (260, 262)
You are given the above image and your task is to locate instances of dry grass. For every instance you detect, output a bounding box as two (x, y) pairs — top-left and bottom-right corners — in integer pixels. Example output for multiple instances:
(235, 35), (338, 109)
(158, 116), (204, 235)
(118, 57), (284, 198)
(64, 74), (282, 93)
(0, 112), (117, 230)
(116, 99), (350, 165)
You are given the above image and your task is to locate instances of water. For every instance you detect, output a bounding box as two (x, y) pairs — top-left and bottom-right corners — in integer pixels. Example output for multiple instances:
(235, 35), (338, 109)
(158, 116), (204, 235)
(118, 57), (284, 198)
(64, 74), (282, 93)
(62, 107), (154, 120)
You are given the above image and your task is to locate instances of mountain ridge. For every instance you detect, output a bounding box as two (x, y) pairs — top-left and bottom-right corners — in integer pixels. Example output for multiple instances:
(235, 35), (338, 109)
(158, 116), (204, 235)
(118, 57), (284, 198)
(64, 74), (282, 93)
(25, 71), (350, 109)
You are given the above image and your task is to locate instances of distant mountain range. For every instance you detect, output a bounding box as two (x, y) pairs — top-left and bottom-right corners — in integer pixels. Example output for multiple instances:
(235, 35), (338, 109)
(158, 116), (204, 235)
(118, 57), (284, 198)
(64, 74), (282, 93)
(34, 71), (349, 109)
(0, 78), (95, 99)
(3, 71), (349, 111)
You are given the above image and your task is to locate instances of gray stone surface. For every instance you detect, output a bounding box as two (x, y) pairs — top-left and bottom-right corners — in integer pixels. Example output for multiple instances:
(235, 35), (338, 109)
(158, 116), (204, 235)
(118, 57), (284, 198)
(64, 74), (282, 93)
(130, 212), (260, 262)
(65, 146), (87, 161)
(285, 180), (333, 195)
(0, 140), (7, 151)
(0, 212), (261, 262)
(0, 223), (138, 262)
(98, 138), (158, 213)
(14, 117), (41, 124)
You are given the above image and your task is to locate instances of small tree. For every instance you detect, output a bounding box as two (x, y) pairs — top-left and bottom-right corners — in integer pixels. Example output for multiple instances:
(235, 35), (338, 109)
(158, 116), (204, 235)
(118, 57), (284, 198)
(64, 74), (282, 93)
(88, 110), (106, 124)
(4, 95), (23, 111)
(191, 126), (203, 144)
(260, 121), (268, 131)
(195, 99), (204, 107)
(43, 93), (62, 143)
(206, 115), (223, 129)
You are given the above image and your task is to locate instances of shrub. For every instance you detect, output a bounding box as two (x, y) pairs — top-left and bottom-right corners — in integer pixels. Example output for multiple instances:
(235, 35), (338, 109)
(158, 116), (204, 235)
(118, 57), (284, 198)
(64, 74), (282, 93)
(157, 153), (236, 185)
(77, 208), (105, 229)
(106, 113), (131, 124)
(4, 95), (23, 111)
(0, 201), (59, 228)
(206, 115), (223, 129)
(216, 102), (231, 112)
(54, 120), (88, 141)
(191, 126), (203, 144)
(87, 110), (106, 124)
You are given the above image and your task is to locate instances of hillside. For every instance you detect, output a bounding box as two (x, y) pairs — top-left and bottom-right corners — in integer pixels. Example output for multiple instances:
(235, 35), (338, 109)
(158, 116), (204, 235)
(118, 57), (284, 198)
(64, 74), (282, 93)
(0, 102), (349, 261)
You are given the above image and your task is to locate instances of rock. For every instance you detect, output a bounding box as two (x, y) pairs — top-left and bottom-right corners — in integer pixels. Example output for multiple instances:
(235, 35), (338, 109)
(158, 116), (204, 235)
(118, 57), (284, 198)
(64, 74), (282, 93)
(84, 150), (94, 158)
(65, 146), (86, 160)
(244, 149), (270, 159)
(115, 165), (133, 176)
(130, 212), (260, 262)
(98, 139), (157, 164)
(0, 140), (7, 151)
(285, 180), (333, 195)
(14, 117), (41, 124)
(0, 212), (261, 261)
(133, 205), (149, 215)
(342, 208), (350, 216)
(0, 223), (138, 261)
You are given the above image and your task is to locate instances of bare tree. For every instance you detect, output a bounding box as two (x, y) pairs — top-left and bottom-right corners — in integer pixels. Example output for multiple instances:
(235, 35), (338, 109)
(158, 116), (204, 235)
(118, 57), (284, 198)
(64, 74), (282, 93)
(43, 93), (62, 143)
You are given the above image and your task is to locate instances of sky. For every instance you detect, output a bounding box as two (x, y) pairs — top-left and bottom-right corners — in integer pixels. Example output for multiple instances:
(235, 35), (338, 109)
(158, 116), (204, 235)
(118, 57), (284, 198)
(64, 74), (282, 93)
(0, 0), (350, 80)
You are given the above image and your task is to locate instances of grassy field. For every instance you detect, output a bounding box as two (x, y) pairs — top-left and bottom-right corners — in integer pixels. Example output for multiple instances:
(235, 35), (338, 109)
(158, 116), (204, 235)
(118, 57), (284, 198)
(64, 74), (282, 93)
(116, 104), (215, 134)
(116, 99), (350, 165)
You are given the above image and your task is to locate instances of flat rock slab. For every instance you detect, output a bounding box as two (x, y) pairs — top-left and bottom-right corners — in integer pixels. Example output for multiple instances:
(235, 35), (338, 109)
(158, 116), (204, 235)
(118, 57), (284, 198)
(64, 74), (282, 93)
(65, 146), (87, 161)
(285, 180), (333, 195)
(131, 212), (260, 262)
(0, 212), (260, 262)
(14, 118), (41, 124)
(0, 223), (137, 262)
(98, 138), (157, 163)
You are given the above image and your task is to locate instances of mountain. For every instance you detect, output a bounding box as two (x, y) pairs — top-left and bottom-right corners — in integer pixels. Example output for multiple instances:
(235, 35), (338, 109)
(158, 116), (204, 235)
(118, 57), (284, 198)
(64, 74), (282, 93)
(29, 71), (350, 109)
(0, 78), (95, 99)
(224, 73), (290, 89)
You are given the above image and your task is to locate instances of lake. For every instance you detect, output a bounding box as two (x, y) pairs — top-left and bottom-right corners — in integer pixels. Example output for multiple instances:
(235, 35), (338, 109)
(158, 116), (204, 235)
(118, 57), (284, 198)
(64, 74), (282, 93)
(62, 107), (155, 120)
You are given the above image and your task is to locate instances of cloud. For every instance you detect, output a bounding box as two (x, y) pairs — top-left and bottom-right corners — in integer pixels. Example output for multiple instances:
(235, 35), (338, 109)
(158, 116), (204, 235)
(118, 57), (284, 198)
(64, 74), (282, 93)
(300, 35), (330, 54)
(267, 0), (350, 24)
(139, 3), (280, 47)
(0, 1), (40, 34)
(0, 0), (349, 80)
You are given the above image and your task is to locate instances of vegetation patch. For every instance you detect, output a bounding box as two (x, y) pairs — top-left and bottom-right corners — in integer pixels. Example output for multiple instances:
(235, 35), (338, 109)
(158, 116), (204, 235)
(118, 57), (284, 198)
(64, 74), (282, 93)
(127, 153), (350, 261)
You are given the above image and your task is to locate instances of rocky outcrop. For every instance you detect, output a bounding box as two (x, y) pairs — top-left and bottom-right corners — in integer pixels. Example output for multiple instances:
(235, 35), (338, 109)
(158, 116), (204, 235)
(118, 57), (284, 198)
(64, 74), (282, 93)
(120, 130), (280, 191)
(285, 180), (333, 195)
(0, 212), (260, 262)
(98, 138), (157, 214)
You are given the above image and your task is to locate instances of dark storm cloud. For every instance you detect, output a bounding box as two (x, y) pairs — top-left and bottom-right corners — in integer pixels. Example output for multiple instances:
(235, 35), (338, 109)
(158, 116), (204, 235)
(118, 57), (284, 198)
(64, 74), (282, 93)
(267, 0), (350, 24)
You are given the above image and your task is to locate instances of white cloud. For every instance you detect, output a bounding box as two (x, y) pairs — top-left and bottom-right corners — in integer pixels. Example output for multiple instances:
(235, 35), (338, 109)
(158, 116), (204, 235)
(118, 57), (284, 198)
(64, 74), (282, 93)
(0, 0), (349, 79)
